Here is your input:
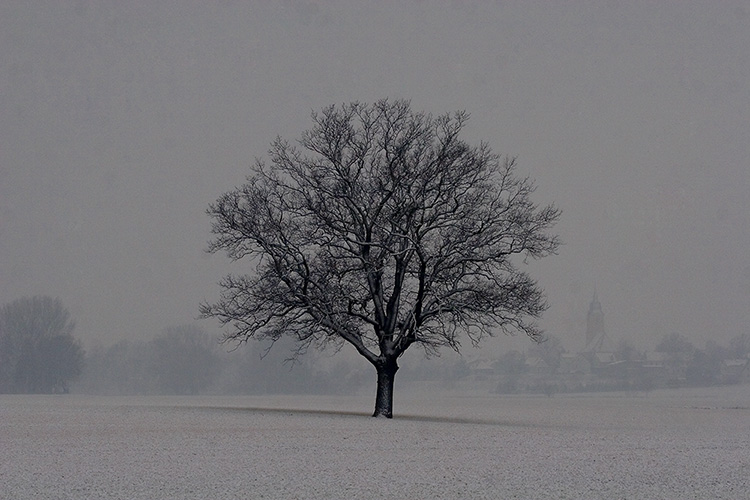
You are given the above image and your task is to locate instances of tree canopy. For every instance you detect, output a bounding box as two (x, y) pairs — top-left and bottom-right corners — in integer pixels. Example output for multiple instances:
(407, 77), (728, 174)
(203, 99), (560, 416)
(0, 296), (84, 393)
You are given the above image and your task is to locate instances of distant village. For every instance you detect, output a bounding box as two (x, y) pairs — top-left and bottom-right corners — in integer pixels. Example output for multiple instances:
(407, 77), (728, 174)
(463, 294), (750, 395)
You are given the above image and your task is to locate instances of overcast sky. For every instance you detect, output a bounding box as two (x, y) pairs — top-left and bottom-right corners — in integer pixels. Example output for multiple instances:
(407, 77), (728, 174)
(2, 1), (748, 354)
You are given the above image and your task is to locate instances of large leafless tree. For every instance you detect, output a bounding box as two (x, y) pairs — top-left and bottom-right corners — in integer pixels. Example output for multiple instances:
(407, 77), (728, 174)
(202, 100), (560, 417)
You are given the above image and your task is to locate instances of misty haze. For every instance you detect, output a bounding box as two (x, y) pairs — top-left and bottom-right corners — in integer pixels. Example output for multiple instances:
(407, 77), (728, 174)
(2, 2), (749, 499)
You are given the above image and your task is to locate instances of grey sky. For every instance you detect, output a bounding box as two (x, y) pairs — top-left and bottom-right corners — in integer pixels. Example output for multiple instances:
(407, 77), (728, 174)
(1, 1), (748, 353)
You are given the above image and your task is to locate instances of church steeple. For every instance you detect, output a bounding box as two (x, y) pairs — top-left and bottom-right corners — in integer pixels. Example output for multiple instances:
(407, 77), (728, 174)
(584, 292), (611, 352)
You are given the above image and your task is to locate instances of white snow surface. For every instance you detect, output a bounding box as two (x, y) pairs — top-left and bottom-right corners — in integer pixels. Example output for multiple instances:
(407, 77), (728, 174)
(2, 385), (749, 499)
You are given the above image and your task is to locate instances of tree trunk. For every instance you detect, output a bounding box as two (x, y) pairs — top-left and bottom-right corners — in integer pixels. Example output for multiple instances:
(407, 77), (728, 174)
(373, 358), (398, 418)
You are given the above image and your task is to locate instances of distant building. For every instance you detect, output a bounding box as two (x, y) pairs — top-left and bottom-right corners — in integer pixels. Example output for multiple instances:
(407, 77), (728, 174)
(583, 293), (614, 353)
(495, 293), (750, 393)
(468, 358), (496, 380)
(643, 351), (689, 386)
(720, 358), (750, 384)
(558, 353), (590, 375)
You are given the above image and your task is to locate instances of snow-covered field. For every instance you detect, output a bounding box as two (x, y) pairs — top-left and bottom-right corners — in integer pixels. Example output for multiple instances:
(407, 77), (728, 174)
(2, 386), (749, 499)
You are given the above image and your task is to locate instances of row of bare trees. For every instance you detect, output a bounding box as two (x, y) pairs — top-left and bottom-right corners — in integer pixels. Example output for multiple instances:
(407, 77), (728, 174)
(76, 326), (368, 396)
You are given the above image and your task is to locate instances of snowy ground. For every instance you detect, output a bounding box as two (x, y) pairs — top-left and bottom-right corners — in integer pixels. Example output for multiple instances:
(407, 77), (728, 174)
(2, 386), (749, 499)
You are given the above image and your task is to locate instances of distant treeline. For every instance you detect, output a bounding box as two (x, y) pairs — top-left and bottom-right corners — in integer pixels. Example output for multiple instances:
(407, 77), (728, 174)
(6, 295), (747, 397)
(0, 295), (473, 396)
(0, 296), (84, 394)
(75, 325), (371, 396)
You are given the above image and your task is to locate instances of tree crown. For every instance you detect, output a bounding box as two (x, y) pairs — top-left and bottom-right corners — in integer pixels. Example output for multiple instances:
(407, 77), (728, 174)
(203, 99), (560, 364)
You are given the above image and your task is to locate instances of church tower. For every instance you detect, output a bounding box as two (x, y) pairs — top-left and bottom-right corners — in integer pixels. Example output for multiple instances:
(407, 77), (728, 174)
(584, 292), (611, 352)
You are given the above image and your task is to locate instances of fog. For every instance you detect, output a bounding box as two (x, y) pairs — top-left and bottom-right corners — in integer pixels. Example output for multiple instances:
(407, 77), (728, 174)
(2, 1), (748, 355)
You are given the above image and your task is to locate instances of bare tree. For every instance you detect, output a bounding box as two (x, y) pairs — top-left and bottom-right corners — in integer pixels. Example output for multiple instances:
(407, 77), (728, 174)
(0, 296), (84, 393)
(202, 100), (560, 417)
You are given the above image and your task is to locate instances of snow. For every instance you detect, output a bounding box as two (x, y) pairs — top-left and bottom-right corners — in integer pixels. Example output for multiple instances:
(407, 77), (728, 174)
(2, 386), (749, 499)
